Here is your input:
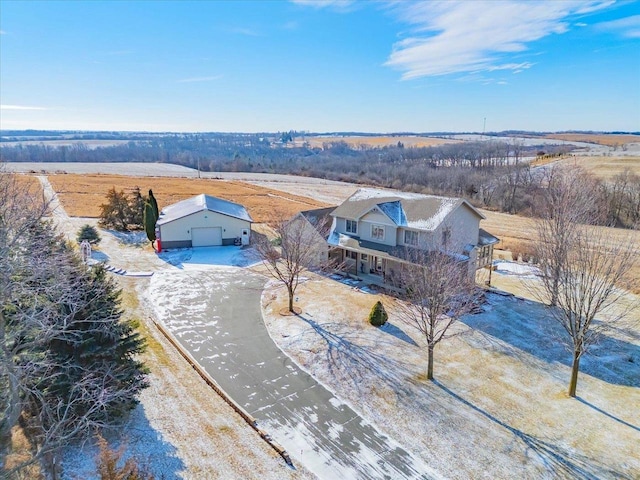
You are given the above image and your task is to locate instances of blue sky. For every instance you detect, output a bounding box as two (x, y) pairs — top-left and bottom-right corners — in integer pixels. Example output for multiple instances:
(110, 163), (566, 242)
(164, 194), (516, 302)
(1, 0), (638, 133)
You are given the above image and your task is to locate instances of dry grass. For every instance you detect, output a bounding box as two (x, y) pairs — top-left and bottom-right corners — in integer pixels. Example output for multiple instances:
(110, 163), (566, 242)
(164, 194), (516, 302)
(542, 133), (640, 146)
(554, 155), (640, 179)
(297, 135), (460, 149)
(480, 209), (640, 294)
(264, 272), (640, 478)
(5, 172), (44, 197)
(2, 426), (44, 480)
(45, 174), (330, 222)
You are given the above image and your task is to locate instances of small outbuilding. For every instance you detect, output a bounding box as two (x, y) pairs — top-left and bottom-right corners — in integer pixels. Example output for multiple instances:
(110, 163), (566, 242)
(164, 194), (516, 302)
(156, 194), (252, 250)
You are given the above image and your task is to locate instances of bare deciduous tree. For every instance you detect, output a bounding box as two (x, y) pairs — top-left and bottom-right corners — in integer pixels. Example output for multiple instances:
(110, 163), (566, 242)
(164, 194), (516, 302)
(253, 213), (330, 313)
(396, 248), (481, 380)
(534, 165), (603, 306)
(533, 165), (639, 397)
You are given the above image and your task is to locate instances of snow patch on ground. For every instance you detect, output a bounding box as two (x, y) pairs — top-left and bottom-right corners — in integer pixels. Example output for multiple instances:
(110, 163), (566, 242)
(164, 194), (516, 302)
(159, 246), (259, 269)
(493, 260), (540, 278)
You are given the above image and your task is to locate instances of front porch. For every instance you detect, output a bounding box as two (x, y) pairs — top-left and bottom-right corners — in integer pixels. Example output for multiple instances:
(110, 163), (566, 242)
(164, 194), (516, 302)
(329, 246), (404, 293)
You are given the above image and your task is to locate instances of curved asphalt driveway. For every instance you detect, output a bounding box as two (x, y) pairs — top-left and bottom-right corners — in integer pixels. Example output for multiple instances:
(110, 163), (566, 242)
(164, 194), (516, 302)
(147, 266), (438, 480)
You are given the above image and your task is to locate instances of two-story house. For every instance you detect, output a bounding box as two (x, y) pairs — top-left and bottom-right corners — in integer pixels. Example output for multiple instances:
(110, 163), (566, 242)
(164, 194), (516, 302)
(325, 188), (498, 287)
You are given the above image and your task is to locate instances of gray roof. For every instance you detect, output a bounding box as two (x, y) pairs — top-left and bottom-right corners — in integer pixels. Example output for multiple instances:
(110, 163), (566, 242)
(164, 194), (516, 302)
(478, 228), (500, 246)
(299, 207), (335, 239)
(157, 194), (253, 225)
(331, 187), (484, 231)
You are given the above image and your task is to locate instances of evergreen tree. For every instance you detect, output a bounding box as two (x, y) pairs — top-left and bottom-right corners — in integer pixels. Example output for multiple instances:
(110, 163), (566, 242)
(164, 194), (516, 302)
(2, 218), (148, 472)
(99, 187), (130, 230)
(77, 224), (101, 244)
(368, 300), (388, 326)
(148, 189), (159, 220)
(143, 200), (157, 244)
(126, 186), (146, 229)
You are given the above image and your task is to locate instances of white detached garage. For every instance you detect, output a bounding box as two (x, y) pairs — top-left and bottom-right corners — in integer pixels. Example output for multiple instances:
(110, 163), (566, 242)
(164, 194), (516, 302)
(156, 194), (252, 250)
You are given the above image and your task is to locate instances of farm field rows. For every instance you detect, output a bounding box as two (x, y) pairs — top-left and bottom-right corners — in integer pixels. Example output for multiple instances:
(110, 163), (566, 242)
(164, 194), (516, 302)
(542, 133), (640, 146)
(46, 173), (330, 222)
(26, 161), (640, 292)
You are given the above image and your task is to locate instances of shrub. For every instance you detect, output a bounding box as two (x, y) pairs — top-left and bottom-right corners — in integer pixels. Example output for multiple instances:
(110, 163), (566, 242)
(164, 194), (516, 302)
(96, 434), (155, 480)
(368, 300), (388, 327)
(77, 224), (101, 245)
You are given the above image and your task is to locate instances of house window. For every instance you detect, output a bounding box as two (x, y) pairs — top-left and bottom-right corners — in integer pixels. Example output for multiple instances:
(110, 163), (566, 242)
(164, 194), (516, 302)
(360, 253), (368, 261)
(442, 227), (451, 247)
(404, 230), (419, 246)
(371, 225), (385, 241)
(345, 250), (358, 260)
(346, 219), (357, 234)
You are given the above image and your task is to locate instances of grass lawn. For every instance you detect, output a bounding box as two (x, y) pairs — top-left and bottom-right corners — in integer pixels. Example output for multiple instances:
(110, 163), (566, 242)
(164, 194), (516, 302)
(262, 271), (640, 479)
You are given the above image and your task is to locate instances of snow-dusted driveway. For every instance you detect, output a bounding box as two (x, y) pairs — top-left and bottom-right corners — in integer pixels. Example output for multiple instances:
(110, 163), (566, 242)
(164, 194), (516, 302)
(146, 267), (437, 480)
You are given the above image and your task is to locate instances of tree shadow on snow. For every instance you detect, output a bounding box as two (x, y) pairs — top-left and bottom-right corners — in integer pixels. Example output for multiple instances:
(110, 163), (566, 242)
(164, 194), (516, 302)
(62, 403), (186, 479)
(379, 322), (419, 346)
(576, 396), (640, 432)
(294, 313), (424, 400)
(434, 380), (633, 480)
(461, 292), (640, 388)
(90, 250), (109, 262)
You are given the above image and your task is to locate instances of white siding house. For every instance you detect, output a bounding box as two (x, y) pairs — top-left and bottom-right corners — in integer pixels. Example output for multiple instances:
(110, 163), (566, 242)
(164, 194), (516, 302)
(326, 188), (499, 287)
(156, 194), (252, 250)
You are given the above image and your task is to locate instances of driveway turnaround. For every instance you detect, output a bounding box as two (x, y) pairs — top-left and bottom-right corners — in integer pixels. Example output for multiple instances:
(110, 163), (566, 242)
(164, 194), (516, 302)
(147, 267), (438, 480)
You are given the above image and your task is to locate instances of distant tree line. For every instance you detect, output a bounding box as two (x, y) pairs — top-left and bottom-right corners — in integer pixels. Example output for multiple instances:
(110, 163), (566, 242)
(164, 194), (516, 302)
(1, 133), (637, 228)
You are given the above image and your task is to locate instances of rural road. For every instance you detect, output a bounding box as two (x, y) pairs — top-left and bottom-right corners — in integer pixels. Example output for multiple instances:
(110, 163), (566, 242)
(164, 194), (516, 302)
(146, 268), (439, 480)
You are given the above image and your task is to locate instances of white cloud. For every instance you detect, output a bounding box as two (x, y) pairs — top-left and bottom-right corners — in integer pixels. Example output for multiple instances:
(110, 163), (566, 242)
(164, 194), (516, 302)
(1, 104), (47, 111)
(177, 75), (223, 83)
(596, 15), (640, 38)
(385, 1), (613, 79)
(0, 30), (6, 35)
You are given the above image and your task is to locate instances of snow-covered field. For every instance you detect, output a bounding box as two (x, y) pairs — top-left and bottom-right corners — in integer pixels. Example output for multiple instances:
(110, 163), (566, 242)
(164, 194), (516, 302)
(7, 161), (199, 176)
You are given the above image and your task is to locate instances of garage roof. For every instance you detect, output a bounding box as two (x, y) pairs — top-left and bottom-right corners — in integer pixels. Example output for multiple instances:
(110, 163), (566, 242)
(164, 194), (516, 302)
(157, 194), (253, 225)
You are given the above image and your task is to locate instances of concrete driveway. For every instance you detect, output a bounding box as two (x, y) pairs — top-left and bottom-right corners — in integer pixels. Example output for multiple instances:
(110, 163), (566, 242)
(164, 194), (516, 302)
(147, 267), (438, 480)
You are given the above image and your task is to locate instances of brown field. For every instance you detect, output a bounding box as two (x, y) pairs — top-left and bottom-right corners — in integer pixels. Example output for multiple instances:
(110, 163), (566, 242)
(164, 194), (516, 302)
(553, 155), (640, 179)
(480, 208), (640, 294)
(297, 135), (460, 149)
(543, 133), (640, 146)
(45, 174), (330, 222)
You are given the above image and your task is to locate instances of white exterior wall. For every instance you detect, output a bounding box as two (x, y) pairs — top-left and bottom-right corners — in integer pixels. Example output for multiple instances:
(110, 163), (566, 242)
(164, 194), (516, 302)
(289, 214), (328, 267)
(433, 204), (481, 252)
(397, 228), (433, 248)
(159, 210), (251, 244)
(359, 210), (397, 247)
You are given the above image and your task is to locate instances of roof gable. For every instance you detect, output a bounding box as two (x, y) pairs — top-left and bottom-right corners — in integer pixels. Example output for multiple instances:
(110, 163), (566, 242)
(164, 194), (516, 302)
(331, 187), (484, 232)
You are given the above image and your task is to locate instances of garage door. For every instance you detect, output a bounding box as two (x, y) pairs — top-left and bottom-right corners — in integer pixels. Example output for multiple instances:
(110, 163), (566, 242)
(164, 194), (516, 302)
(191, 227), (222, 247)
